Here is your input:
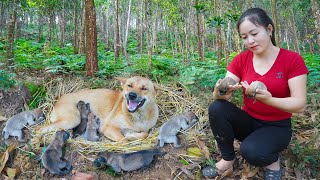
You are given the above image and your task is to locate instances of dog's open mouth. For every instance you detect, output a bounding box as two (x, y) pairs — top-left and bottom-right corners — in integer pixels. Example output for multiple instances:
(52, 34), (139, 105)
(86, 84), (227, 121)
(127, 98), (146, 113)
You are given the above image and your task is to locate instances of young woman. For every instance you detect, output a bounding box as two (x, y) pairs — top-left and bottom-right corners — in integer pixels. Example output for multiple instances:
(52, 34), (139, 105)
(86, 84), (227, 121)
(203, 8), (308, 180)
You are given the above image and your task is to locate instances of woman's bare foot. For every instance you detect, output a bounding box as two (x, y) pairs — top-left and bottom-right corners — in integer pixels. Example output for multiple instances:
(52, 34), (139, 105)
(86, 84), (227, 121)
(215, 158), (235, 173)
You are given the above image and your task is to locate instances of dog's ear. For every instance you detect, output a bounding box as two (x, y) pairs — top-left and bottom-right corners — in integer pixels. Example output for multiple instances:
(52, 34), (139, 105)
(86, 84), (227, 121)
(114, 77), (127, 86)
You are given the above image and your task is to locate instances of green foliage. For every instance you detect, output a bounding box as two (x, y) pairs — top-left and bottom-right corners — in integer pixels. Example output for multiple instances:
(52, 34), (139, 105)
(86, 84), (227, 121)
(25, 82), (46, 109)
(303, 53), (320, 88)
(0, 69), (16, 90)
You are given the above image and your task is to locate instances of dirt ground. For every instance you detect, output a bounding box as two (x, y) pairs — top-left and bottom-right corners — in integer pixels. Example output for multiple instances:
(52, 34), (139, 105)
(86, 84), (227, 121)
(0, 80), (315, 180)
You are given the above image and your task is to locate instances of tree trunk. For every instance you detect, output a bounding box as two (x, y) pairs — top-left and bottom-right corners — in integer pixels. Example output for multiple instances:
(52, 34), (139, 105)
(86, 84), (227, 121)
(144, 0), (152, 66)
(184, 0), (190, 64)
(270, 0), (279, 45)
(0, 1), (5, 36)
(290, 8), (300, 53)
(48, 9), (54, 45)
(123, 0), (132, 60)
(58, 1), (65, 48)
(85, 0), (98, 77)
(73, 0), (79, 54)
(38, 16), (43, 42)
(79, 0), (86, 54)
(114, 0), (120, 59)
(7, 5), (17, 66)
(195, 0), (204, 61)
(310, 0), (320, 48)
(216, 27), (222, 64)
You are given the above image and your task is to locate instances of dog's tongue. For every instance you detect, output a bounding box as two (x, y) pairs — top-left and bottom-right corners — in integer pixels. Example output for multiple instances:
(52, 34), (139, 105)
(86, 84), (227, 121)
(128, 100), (138, 111)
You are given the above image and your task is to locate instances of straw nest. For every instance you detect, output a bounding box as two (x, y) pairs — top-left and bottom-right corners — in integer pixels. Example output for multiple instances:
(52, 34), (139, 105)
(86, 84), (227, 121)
(31, 77), (211, 156)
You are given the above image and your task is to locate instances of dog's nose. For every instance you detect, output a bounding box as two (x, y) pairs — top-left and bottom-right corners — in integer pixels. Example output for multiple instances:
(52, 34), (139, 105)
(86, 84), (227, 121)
(128, 92), (137, 100)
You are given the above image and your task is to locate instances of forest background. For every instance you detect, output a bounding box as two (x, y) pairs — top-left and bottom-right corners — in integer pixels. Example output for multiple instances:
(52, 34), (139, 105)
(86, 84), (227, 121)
(0, 0), (319, 179)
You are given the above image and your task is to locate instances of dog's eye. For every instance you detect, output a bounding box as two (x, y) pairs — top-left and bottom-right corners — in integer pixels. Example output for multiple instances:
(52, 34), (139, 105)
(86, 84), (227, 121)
(141, 87), (148, 91)
(127, 84), (132, 88)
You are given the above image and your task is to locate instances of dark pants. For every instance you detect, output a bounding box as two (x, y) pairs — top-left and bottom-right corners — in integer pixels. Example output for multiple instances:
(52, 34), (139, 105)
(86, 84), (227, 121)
(208, 100), (292, 167)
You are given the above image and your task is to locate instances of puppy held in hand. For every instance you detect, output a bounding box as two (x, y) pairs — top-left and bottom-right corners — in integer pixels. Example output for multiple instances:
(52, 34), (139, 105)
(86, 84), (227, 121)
(93, 149), (164, 172)
(81, 112), (100, 141)
(3, 108), (45, 142)
(42, 130), (72, 175)
(72, 101), (91, 137)
(245, 81), (267, 98)
(158, 112), (198, 148)
(216, 77), (237, 95)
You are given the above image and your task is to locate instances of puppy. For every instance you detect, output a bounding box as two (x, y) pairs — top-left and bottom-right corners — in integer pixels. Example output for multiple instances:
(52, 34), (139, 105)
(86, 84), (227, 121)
(41, 130), (72, 175)
(72, 101), (91, 138)
(81, 112), (100, 141)
(158, 112), (198, 148)
(38, 76), (159, 142)
(93, 149), (164, 172)
(245, 81), (267, 98)
(3, 108), (45, 142)
(216, 77), (237, 96)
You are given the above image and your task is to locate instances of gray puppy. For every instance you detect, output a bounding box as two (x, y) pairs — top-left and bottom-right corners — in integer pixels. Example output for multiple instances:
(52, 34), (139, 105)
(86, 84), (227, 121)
(72, 101), (91, 138)
(93, 149), (164, 172)
(245, 81), (267, 98)
(41, 130), (72, 175)
(3, 108), (45, 142)
(216, 77), (237, 96)
(81, 112), (100, 141)
(158, 112), (198, 148)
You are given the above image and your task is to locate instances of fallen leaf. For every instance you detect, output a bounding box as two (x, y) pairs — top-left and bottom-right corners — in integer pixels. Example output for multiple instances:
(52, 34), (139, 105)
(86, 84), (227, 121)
(0, 115), (7, 121)
(195, 137), (210, 159)
(0, 143), (16, 172)
(6, 167), (18, 179)
(186, 147), (203, 157)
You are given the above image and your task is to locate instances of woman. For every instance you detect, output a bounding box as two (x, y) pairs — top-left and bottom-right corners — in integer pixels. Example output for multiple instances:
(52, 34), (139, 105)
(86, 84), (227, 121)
(203, 8), (308, 180)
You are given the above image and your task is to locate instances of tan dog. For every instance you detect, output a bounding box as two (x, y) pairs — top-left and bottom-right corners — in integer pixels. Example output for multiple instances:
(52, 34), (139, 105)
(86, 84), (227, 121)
(39, 76), (159, 142)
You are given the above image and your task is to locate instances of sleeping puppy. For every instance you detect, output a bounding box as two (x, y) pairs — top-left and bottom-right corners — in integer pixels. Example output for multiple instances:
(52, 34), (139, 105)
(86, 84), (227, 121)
(158, 112), (198, 148)
(81, 112), (100, 141)
(72, 101), (91, 138)
(245, 81), (267, 98)
(3, 108), (45, 142)
(41, 130), (72, 175)
(38, 76), (159, 143)
(216, 77), (237, 96)
(93, 149), (164, 172)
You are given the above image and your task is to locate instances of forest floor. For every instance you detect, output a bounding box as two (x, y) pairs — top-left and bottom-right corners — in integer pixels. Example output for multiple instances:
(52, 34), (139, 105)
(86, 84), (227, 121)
(0, 72), (318, 180)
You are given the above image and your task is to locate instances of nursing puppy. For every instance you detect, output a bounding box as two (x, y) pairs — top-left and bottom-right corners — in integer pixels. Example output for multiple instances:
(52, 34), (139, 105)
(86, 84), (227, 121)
(158, 112), (198, 148)
(38, 76), (159, 142)
(72, 101), (91, 138)
(81, 112), (100, 141)
(3, 108), (45, 142)
(93, 149), (164, 172)
(41, 130), (72, 175)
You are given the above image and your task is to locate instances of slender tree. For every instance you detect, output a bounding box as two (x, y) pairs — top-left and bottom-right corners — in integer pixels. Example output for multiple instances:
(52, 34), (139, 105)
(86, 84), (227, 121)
(85, 0), (98, 76)
(73, 0), (79, 54)
(123, 0), (132, 60)
(7, 2), (17, 66)
(114, 0), (120, 59)
(310, 0), (320, 48)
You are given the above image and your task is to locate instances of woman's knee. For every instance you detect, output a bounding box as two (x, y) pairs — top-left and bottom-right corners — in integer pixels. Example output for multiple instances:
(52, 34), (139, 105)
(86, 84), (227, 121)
(208, 100), (228, 115)
(240, 142), (276, 167)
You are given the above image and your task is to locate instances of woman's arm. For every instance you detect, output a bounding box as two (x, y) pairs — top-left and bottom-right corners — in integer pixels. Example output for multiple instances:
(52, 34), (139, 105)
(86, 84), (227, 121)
(252, 74), (307, 113)
(212, 71), (242, 100)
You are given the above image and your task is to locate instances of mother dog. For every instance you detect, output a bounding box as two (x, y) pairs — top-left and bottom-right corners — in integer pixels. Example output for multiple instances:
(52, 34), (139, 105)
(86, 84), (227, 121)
(39, 76), (159, 142)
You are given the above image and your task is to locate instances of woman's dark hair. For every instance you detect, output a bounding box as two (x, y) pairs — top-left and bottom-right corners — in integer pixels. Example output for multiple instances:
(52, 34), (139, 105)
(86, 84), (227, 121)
(236, 8), (276, 46)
